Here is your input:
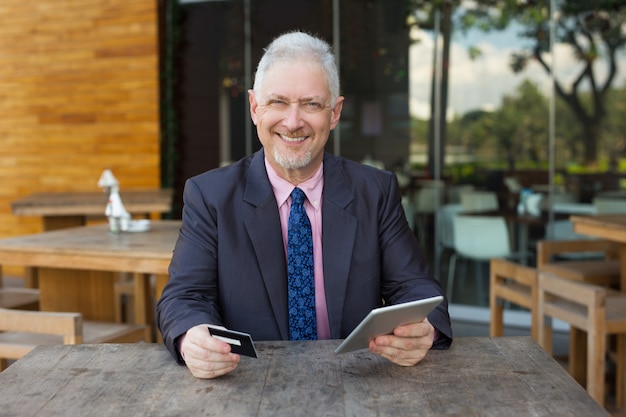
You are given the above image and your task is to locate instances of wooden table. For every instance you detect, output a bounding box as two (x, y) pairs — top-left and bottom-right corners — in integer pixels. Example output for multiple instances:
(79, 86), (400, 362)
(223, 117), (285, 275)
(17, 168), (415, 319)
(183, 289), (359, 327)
(0, 337), (608, 416)
(0, 221), (179, 340)
(11, 189), (173, 231)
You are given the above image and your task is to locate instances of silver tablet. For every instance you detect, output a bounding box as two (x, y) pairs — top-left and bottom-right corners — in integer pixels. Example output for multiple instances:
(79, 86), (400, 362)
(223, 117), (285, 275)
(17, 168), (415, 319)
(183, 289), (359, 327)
(334, 295), (443, 354)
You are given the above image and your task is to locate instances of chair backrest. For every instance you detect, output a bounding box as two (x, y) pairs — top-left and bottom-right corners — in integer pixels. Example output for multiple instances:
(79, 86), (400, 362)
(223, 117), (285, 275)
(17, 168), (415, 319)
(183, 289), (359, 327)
(536, 239), (618, 269)
(437, 204), (463, 249)
(414, 185), (443, 214)
(453, 215), (511, 259)
(489, 258), (539, 340)
(460, 191), (499, 212)
(0, 308), (83, 345)
(0, 308), (82, 366)
(445, 184), (474, 204)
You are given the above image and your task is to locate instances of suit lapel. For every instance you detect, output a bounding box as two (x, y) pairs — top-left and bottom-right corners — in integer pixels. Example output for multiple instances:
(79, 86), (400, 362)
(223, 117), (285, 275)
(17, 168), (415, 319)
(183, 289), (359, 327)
(243, 150), (290, 340)
(242, 151), (358, 340)
(321, 154), (357, 338)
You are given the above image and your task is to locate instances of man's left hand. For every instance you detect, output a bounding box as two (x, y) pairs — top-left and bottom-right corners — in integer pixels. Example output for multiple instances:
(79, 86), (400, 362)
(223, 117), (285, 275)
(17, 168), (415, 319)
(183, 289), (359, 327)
(368, 317), (435, 366)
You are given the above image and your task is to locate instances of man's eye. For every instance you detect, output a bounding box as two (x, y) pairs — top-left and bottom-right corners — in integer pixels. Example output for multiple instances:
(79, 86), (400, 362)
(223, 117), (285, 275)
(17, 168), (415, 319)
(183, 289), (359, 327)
(267, 100), (287, 107)
(305, 102), (322, 109)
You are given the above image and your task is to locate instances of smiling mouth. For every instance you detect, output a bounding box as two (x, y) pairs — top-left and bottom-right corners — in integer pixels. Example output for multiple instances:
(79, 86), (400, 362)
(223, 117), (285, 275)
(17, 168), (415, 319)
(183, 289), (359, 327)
(279, 133), (308, 142)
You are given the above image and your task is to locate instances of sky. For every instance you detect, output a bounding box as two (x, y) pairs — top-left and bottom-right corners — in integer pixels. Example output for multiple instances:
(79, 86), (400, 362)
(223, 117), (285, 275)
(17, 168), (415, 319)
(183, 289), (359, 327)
(408, 23), (626, 120)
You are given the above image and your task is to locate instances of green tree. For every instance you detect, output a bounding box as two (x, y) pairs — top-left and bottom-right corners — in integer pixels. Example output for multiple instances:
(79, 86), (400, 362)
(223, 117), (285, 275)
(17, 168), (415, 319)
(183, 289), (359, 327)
(458, 0), (626, 165)
(407, 0), (461, 175)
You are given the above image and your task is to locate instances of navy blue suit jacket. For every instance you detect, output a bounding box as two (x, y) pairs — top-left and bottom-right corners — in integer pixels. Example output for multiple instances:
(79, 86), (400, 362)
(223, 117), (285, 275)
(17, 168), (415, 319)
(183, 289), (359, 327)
(157, 150), (452, 361)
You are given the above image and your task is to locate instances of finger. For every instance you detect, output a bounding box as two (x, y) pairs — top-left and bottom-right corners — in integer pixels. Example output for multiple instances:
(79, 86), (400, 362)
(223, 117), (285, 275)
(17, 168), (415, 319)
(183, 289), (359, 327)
(187, 354), (240, 379)
(369, 338), (428, 366)
(182, 324), (241, 379)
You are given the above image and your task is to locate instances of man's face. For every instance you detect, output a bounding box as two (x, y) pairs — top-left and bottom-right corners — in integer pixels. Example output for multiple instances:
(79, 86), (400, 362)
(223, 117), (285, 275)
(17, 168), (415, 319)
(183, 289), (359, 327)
(249, 60), (343, 178)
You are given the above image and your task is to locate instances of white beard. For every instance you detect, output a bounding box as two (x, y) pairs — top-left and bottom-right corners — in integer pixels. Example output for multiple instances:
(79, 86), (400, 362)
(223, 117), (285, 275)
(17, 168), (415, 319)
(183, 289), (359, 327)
(273, 147), (312, 170)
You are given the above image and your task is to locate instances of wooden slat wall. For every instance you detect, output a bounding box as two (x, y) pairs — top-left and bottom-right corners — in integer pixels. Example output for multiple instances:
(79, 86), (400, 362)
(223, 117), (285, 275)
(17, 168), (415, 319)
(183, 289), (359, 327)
(0, 0), (160, 244)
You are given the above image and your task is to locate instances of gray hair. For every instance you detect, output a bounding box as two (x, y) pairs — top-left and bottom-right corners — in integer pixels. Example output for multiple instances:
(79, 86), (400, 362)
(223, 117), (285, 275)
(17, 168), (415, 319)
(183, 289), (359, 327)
(252, 31), (340, 106)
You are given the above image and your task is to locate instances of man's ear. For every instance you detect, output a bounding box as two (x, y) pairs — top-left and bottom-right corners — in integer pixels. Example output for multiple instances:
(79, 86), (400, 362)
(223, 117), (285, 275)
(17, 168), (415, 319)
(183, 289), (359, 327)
(330, 96), (344, 130)
(248, 89), (258, 125)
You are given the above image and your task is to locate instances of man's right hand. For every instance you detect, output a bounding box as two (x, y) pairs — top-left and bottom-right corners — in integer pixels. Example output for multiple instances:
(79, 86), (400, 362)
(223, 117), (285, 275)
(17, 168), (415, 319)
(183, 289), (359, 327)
(179, 324), (241, 379)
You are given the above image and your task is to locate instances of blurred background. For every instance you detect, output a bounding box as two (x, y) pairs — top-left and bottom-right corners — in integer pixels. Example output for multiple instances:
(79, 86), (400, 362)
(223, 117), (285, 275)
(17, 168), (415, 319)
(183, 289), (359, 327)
(1, 0), (625, 330)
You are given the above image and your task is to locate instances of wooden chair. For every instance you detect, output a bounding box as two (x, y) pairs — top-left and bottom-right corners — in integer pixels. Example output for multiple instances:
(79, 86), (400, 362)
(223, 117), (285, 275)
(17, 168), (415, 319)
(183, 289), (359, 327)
(489, 258), (541, 341)
(0, 308), (147, 371)
(537, 271), (626, 409)
(0, 288), (40, 310)
(536, 239), (620, 287)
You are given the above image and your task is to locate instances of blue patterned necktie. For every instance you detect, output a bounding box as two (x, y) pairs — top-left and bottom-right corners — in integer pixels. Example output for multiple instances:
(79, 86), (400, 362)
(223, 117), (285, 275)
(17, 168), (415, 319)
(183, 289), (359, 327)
(287, 187), (317, 340)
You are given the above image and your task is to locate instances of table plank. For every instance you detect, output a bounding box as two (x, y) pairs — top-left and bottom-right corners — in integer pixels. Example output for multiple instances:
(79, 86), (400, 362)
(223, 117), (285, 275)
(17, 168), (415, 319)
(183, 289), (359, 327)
(0, 338), (609, 417)
(0, 221), (178, 275)
(11, 189), (173, 217)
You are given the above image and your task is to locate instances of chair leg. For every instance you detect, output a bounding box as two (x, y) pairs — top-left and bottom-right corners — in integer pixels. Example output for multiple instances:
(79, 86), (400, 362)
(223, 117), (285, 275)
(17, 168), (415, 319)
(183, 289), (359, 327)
(570, 328), (588, 386)
(616, 334), (625, 409)
(538, 315), (554, 356)
(490, 298), (505, 337)
(477, 261), (487, 305)
(586, 329), (606, 407)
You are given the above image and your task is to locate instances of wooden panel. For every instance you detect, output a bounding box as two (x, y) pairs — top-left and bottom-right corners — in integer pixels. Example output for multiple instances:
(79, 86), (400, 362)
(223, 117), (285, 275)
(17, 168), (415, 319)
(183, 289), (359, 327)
(0, 0), (160, 243)
(38, 267), (116, 322)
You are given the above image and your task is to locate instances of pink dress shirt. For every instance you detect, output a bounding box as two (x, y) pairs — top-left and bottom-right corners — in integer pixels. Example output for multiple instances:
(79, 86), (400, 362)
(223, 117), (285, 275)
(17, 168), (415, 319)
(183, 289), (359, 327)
(265, 159), (331, 339)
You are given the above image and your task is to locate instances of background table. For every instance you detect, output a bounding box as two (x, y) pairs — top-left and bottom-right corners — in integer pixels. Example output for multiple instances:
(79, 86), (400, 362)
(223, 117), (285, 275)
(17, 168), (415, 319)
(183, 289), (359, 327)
(0, 221), (179, 340)
(0, 337), (609, 417)
(12, 189), (173, 231)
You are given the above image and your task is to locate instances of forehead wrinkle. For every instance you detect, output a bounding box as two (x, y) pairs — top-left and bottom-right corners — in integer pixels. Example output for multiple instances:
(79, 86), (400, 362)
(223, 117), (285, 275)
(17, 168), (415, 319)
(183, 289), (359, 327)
(263, 93), (328, 103)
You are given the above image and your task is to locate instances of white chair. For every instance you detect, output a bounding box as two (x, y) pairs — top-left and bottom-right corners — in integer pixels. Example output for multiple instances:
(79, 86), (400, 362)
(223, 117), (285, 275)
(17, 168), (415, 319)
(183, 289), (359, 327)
(401, 196), (415, 232)
(436, 203), (463, 258)
(447, 215), (524, 303)
(438, 204), (463, 249)
(539, 192), (577, 211)
(593, 197), (626, 214)
(445, 184), (474, 204)
(460, 191), (499, 212)
(544, 219), (589, 241)
(413, 183), (444, 246)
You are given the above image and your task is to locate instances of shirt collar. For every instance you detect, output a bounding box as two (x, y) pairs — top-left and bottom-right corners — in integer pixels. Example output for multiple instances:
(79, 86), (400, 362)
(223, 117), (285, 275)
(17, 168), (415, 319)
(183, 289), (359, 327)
(265, 158), (324, 211)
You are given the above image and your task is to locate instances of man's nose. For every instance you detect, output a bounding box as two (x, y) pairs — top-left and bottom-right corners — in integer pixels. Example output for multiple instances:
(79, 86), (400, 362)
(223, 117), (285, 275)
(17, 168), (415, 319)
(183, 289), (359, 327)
(283, 103), (305, 129)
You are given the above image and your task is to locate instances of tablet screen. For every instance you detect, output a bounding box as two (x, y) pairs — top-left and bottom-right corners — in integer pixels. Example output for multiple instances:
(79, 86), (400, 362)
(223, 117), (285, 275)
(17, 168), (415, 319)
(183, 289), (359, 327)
(334, 295), (443, 354)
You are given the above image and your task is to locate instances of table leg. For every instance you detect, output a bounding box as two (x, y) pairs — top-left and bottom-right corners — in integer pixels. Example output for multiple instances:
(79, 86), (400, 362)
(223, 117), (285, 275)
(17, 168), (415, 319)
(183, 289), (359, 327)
(132, 273), (153, 342)
(154, 274), (169, 343)
(619, 243), (626, 292)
